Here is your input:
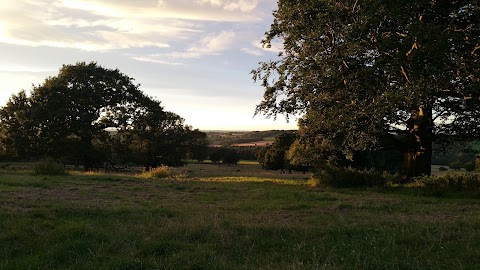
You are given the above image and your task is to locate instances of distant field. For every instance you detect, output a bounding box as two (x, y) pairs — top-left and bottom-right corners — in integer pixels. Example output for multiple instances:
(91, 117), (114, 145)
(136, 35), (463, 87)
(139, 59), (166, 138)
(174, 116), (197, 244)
(1, 164), (480, 269)
(206, 130), (294, 146)
(232, 140), (273, 147)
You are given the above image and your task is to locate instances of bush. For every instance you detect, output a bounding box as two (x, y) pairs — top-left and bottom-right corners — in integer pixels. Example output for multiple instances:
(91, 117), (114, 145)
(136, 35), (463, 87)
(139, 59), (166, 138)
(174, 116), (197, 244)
(314, 166), (388, 188)
(411, 173), (480, 192)
(34, 160), (67, 175)
(209, 147), (240, 165)
(477, 155), (480, 172)
(448, 160), (463, 170)
(464, 161), (476, 172)
(139, 165), (175, 179)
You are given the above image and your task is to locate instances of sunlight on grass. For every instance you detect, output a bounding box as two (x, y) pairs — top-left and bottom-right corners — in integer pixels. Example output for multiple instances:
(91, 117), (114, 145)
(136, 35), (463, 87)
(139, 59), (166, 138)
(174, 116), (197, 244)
(1, 165), (480, 269)
(192, 176), (310, 186)
(138, 165), (176, 179)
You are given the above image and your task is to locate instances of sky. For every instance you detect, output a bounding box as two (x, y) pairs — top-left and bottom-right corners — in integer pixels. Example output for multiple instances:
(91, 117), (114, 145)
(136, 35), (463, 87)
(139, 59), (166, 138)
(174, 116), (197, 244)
(0, 0), (297, 131)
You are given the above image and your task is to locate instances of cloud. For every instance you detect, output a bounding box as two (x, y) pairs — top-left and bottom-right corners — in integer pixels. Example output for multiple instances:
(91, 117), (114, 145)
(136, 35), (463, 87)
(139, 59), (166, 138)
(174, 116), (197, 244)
(241, 38), (283, 56)
(224, 0), (258, 12)
(241, 47), (264, 56)
(197, 0), (223, 7)
(196, 0), (259, 12)
(0, 0), (267, 52)
(133, 30), (238, 63)
(0, 65), (54, 73)
(131, 56), (184, 66)
(167, 31), (237, 59)
(185, 31), (237, 57)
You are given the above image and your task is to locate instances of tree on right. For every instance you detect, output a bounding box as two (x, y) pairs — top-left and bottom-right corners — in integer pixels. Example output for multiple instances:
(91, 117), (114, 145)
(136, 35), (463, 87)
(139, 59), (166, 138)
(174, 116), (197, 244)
(253, 0), (480, 180)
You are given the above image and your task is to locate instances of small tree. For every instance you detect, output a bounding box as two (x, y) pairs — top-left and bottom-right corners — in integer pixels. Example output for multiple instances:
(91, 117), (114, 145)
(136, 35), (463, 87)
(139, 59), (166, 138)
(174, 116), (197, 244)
(258, 132), (296, 172)
(187, 129), (209, 163)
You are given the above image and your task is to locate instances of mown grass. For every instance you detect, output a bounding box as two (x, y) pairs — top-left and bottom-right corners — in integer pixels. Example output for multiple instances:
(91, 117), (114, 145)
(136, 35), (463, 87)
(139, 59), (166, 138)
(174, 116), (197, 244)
(0, 165), (480, 269)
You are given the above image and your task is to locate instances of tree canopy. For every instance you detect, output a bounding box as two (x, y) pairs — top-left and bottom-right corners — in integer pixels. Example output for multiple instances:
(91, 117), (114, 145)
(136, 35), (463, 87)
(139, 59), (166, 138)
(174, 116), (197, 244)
(257, 132), (296, 171)
(0, 62), (206, 170)
(253, 0), (480, 177)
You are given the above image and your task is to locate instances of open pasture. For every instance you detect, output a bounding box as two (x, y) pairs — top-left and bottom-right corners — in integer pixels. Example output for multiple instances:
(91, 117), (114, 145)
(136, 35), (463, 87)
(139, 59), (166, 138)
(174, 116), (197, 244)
(1, 165), (480, 269)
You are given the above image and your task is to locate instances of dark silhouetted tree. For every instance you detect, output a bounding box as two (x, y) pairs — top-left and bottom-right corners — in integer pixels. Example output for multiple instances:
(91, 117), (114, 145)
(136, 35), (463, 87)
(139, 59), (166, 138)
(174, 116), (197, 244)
(258, 132), (296, 172)
(187, 129), (209, 163)
(0, 62), (194, 170)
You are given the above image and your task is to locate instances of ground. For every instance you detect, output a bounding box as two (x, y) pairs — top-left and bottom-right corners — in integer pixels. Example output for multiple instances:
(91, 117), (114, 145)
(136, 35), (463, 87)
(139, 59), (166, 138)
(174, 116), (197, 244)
(1, 163), (479, 269)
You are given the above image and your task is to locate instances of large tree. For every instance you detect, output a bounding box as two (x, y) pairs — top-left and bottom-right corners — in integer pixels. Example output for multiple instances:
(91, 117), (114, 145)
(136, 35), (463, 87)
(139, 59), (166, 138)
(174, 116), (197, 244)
(253, 0), (480, 179)
(0, 62), (191, 170)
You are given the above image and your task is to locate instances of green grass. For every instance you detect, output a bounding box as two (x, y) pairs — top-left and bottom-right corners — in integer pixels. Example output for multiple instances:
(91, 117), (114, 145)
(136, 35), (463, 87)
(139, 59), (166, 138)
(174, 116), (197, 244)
(1, 166), (480, 269)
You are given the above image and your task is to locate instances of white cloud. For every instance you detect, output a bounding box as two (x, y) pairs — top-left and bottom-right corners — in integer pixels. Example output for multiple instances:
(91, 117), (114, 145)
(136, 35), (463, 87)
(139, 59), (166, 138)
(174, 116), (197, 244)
(191, 31), (237, 55)
(196, 0), (258, 12)
(0, 0), (266, 52)
(241, 47), (264, 56)
(197, 0), (223, 7)
(164, 31), (238, 59)
(131, 56), (184, 66)
(224, 0), (258, 12)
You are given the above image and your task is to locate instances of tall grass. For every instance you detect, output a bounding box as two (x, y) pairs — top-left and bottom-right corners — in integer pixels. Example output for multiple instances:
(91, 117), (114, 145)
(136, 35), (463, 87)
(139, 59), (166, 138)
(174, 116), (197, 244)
(408, 172), (480, 192)
(138, 165), (175, 179)
(33, 159), (67, 175)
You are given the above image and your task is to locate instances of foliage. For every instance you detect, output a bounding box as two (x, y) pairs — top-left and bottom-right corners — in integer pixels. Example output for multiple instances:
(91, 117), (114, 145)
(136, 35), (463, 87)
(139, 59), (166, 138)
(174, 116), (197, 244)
(477, 155), (480, 172)
(0, 91), (37, 161)
(314, 166), (389, 188)
(432, 142), (478, 171)
(0, 62), (144, 169)
(253, 0), (480, 176)
(257, 133), (296, 171)
(230, 146), (261, 161)
(438, 167), (448, 172)
(209, 147), (240, 165)
(0, 62), (195, 170)
(117, 97), (192, 169)
(187, 129), (209, 163)
(33, 159), (67, 175)
(139, 165), (175, 179)
(409, 173), (480, 192)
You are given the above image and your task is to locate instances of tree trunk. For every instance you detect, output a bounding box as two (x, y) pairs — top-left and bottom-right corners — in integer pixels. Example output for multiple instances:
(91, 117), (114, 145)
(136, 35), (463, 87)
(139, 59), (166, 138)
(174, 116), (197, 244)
(82, 133), (94, 172)
(404, 105), (433, 181)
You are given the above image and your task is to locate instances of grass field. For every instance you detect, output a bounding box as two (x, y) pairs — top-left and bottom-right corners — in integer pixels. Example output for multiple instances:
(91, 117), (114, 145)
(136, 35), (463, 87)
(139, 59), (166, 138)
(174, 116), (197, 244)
(1, 164), (480, 269)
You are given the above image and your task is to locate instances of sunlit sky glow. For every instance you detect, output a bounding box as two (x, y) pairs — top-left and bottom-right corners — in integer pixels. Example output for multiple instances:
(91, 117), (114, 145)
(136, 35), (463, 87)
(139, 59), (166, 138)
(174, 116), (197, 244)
(0, 0), (297, 131)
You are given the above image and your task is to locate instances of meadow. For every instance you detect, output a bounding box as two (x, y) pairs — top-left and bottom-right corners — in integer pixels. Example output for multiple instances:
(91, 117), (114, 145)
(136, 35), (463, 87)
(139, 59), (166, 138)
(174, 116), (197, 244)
(1, 163), (480, 269)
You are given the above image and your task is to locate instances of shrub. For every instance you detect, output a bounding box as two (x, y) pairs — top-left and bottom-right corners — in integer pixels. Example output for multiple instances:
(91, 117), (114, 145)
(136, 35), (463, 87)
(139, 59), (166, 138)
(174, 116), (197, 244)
(438, 167), (448, 172)
(477, 156), (480, 172)
(464, 161), (476, 172)
(448, 160), (463, 170)
(139, 165), (175, 179)
(411, 173), (480, 192)
(477, 155), (480, 172)
(34, 159), (67, 175)
(314, 166), (387, 188)
(209, 148), (240, 165)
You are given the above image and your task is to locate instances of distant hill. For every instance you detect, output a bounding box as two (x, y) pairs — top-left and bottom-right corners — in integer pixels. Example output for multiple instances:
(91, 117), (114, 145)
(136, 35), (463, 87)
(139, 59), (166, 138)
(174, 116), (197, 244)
(205, 130), (296, 147)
